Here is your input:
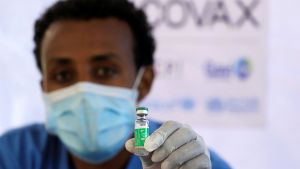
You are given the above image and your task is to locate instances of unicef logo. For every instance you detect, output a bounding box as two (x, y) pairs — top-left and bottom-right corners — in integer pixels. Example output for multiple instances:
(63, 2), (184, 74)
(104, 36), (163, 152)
(233, 58), (252, 80)
(207, 98), (222, 112)
(206, 97), (259, 113)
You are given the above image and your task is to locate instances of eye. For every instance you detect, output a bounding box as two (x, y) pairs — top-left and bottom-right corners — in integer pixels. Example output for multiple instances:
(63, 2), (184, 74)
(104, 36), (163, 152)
(93, 66), (119, 79)
(51, 69), (74, 83)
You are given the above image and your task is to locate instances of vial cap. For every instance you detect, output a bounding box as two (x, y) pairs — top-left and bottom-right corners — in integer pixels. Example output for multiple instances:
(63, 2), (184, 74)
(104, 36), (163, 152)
(136, 107), (148, 115)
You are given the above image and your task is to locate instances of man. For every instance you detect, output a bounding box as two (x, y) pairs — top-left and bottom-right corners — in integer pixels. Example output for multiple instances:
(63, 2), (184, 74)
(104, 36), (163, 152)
(0, 0), (231, 168)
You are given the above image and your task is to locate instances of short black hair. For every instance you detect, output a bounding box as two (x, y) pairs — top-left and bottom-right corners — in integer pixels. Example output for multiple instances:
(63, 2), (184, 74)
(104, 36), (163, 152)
(34, 0), (155, 72)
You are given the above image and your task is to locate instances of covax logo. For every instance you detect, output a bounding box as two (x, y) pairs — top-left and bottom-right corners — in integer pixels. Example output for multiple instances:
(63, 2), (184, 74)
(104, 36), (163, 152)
(205, 58), (252, 80)
(138, 0), (260, 29)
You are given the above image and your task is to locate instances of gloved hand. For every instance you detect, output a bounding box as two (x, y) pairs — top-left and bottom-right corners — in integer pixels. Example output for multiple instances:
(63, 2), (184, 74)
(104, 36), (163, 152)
(125, 121), (211, 169)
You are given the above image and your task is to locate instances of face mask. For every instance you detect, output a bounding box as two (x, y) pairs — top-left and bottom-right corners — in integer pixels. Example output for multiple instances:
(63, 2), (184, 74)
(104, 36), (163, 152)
(43, 68), (145, 164)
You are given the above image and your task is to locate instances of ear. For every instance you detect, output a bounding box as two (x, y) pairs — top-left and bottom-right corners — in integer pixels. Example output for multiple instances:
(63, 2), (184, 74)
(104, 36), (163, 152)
(40, 79), (45, 92)
(137, 66), (155, 102)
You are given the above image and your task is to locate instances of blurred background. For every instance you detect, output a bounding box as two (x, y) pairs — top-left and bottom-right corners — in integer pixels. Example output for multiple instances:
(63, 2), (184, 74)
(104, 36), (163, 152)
(0, 0), (299, 168)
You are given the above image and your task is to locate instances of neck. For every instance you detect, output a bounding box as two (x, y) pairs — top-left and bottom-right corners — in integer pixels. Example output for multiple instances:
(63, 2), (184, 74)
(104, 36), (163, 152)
(71, 148), (132, 169)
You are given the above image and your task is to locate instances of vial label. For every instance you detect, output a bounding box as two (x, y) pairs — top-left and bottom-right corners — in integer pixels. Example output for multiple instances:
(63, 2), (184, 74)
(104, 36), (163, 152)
(135, 124), (149, 147)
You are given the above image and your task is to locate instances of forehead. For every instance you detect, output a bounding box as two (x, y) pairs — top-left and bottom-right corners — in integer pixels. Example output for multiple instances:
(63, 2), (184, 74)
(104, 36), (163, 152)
(41, 18), (134, 63)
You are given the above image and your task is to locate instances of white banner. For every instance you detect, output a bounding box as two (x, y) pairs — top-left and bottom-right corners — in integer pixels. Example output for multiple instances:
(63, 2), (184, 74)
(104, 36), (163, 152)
(133, 0), (267, 127)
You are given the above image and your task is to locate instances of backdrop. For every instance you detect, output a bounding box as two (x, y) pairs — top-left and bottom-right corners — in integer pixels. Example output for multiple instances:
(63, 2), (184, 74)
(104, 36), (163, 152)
(0, 0), (299, 169)
(134, 0), (267, 127)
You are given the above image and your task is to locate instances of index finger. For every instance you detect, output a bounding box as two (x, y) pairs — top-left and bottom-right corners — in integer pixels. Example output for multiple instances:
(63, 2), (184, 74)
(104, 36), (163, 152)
(144, 121), (183, 152)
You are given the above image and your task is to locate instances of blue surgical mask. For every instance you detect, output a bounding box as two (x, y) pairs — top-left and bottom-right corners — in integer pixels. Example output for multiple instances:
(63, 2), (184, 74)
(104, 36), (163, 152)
(43, 68), (145, 164)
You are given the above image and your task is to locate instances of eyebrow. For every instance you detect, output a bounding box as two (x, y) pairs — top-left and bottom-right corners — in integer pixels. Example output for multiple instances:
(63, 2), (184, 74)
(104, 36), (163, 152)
(90, 54), (119, 63)
(46, 53), (119, 65)
(48, 57), (72, 65)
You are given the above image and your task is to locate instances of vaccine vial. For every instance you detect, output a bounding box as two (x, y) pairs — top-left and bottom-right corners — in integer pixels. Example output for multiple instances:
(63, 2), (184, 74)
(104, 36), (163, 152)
(134, 107), (149, 156)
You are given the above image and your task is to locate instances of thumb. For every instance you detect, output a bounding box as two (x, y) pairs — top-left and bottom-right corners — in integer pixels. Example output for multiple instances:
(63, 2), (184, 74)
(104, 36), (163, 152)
(125, 138), (157, 168)
(125, 138), (135, 154)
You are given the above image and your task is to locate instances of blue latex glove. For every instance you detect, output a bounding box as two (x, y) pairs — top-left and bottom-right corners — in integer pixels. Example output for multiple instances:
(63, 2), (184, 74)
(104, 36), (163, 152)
(125, 121), (211, 169)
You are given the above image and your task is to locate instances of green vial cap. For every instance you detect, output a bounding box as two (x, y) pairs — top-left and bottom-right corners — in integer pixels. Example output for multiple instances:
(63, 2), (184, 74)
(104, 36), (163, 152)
(136, 107), (148, 115)
(136, 107), (148, 111)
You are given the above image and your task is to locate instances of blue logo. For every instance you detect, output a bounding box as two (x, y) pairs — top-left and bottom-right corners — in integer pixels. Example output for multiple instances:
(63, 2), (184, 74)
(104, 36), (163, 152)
(233, 58), (252, 80)
(206, 97), (259, 113)
(141, 97), (196, 112)
(205, 58), (252, 80)
(207, 98), (223, 112)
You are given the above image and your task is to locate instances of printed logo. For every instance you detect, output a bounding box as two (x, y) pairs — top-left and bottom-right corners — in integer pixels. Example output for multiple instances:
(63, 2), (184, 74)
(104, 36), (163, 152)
(206, 97), (259, 113)
(135, 0), (260, 29)
(233, 58), (252, 80)
(142, 97), (196, 112)
(205, 57), (252, 80)
(155, 59), (184, 79)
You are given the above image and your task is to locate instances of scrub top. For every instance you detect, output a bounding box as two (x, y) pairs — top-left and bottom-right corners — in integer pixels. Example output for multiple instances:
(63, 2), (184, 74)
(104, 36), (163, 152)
(0, 120), (231, 169)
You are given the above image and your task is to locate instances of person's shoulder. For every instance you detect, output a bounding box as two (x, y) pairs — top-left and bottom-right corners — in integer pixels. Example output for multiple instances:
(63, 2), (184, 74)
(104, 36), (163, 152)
(209, 149), (232, 169)
(0, 124), (70, 169)
(149, 119), (162, 133)
(0, 123), (46, 139)
(149, 119), (162, 127)
(0, 123), (48, 153)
